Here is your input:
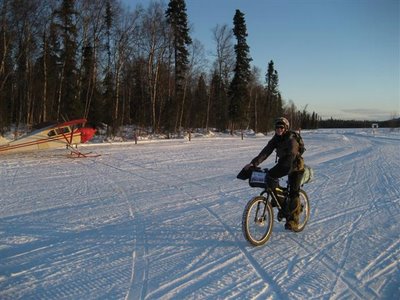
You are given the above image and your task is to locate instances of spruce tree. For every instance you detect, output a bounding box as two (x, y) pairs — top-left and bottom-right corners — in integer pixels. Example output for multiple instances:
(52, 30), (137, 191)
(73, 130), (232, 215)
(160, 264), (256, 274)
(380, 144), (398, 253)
(0, 0), (12, 132)
(192, 74), (208, 128)
(54, 0), (80, 120)
(228, 9), (252, 133)
(103, 0), (114, 132)
(81, 43), (101, 124)
(210, 71), (228, 131)
(265, 60), (279, 99)
(165, 0), (192, 132)
(265, 60), (282, 129)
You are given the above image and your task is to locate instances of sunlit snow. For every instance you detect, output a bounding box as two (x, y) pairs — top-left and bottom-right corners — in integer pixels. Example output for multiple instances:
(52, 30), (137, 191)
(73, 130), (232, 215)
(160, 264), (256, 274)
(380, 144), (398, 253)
(1, 128), (399, 299)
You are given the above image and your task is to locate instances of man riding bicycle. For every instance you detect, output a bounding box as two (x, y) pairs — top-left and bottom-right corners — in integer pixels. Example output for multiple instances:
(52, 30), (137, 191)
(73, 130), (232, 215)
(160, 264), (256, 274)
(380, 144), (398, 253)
(243, 117), (305, 230)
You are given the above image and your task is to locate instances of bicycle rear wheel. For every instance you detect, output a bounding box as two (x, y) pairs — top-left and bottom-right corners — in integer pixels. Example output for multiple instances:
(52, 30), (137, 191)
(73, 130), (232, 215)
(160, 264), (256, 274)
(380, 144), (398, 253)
(292, 189), (310, 232)
(242, 196), (274, 246)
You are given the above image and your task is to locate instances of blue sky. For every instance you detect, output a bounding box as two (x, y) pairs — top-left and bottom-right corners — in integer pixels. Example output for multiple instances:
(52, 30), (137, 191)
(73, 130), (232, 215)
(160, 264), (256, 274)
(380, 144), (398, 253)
(125, 0), (399, 121)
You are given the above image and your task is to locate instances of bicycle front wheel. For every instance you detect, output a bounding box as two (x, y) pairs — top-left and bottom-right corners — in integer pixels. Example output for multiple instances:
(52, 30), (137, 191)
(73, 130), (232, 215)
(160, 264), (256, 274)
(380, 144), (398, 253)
(242, 196), (274, 246)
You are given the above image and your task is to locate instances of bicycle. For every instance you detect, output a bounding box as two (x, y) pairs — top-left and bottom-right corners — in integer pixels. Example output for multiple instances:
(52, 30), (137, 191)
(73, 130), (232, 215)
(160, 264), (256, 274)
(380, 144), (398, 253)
(241, 169), (310, 246)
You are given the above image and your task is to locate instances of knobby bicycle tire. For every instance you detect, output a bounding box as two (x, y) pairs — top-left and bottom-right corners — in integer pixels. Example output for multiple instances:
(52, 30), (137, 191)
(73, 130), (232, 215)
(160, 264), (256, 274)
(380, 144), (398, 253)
(242, 196), (274, 246)
(291, 189), (310, 232)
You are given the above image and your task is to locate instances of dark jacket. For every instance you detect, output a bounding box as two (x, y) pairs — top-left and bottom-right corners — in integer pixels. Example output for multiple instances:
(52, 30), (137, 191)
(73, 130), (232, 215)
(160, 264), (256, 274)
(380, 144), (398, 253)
(251, 131), (304, 173)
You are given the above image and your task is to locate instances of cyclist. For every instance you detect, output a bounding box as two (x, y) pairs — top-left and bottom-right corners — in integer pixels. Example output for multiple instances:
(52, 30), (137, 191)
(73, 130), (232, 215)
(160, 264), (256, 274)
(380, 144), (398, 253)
(243, 117), (305, 230)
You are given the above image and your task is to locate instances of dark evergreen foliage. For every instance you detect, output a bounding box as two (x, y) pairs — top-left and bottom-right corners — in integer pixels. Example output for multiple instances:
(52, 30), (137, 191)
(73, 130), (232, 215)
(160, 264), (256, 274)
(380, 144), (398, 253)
(1, 0), (391, 136)
(263, 60), (282, 131)
(319, 118), (399, 128)
(228, 9), (252, 132)
(165, 0), (192, 131)
(191, 74), (208, 128)
(54, 0), (80, 120)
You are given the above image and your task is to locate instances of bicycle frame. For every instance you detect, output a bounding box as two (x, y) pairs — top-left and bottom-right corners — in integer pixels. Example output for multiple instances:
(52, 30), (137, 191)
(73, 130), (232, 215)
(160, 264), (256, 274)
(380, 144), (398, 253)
(260, 186), (286, 211)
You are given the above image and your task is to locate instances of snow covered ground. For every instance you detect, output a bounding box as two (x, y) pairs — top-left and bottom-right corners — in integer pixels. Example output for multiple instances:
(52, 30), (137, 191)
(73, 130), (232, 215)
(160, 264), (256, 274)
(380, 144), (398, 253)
(0, 128), (399, 299)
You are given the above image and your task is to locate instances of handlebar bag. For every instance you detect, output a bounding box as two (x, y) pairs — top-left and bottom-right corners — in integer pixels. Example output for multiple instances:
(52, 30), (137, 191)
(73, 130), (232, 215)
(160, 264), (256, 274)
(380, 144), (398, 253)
(249, 170), (268, 188)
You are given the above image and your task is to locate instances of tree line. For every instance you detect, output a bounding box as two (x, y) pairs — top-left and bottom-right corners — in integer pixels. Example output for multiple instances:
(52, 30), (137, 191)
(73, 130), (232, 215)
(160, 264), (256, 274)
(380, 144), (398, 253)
(0, 0), (320, 136)
(319, 118), (400, 128)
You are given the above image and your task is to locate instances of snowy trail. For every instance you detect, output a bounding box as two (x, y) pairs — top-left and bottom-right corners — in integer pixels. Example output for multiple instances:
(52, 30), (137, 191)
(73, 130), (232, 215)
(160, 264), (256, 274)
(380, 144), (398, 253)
(0, 129), (399, 299)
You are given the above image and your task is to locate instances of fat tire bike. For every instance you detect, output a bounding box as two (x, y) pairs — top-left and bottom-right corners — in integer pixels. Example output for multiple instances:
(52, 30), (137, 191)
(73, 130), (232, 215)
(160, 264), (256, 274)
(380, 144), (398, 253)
(242, 180), (310, 246)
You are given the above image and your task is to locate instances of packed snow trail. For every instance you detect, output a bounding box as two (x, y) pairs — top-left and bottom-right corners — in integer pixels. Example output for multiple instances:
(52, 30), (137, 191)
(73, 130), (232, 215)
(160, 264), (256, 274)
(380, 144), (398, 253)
(0, 129), (399, 299)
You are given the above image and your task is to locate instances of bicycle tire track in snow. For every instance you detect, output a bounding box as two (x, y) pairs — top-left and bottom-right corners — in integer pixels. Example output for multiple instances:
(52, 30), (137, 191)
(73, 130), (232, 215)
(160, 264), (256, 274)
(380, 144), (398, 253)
(99, 146), (287, 299)
(0, 129), (399, 299)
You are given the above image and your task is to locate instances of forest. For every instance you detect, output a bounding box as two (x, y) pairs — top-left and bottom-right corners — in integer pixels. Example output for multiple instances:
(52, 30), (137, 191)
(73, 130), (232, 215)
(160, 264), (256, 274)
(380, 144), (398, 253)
(2, 0), (392, 137)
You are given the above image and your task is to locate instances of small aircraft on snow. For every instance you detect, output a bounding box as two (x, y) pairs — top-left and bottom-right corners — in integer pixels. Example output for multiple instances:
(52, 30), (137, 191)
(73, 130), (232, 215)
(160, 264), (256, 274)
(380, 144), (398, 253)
(0, 118), (97, 157)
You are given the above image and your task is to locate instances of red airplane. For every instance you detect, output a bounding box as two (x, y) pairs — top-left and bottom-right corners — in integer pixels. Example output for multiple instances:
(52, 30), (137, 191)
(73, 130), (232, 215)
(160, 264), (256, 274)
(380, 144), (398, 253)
(0, 119), (97, 157)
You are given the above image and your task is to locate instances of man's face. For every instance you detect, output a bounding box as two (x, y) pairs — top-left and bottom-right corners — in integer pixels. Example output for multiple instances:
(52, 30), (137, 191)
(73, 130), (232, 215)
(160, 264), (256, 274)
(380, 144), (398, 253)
(275, 125), (285, 136)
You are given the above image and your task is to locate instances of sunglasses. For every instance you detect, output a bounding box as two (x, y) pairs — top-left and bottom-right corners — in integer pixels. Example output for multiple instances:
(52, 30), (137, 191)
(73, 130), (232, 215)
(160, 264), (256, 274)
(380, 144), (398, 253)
(275, 125), (285, 129)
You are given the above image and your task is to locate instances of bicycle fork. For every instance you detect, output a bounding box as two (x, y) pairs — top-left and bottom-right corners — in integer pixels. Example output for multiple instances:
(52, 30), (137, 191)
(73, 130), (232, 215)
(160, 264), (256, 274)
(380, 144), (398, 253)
(254, 201), (268, 224)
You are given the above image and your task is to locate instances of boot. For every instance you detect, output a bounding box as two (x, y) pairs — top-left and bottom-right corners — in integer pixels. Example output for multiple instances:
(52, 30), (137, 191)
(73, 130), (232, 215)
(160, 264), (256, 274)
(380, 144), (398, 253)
(285, 197), (301, 231)
(278, 198), (290, 222)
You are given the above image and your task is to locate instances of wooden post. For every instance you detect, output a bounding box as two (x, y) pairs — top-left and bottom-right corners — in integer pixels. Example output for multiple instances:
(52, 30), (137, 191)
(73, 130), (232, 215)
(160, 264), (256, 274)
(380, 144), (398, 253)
(134, 130), (138, 144)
